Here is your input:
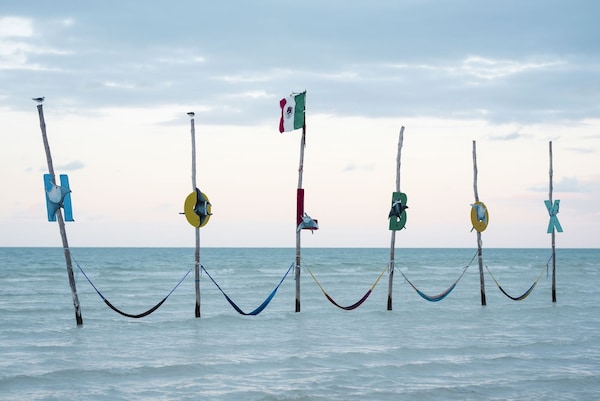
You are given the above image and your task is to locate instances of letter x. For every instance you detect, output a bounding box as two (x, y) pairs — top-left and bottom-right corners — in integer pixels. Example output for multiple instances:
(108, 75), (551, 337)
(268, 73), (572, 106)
(544, 200), (563, 233)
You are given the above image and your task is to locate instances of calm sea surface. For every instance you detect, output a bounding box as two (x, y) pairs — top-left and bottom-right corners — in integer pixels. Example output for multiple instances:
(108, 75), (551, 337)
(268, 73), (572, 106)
(1, 247), (599, 400)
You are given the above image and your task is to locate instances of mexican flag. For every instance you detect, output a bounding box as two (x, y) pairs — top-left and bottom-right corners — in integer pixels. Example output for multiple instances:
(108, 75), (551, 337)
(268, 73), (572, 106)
(279, 91), (306, 133)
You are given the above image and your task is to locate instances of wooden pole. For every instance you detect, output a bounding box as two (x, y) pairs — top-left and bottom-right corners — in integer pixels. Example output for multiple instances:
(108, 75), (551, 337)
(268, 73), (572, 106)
(36, 101), (83, 325)
(472, 140), (486, 306)
(295, 124), (306, 313)
(189, 113), (201, 318)
(387, 126), (404, 310)
(549, 141), (557, 303)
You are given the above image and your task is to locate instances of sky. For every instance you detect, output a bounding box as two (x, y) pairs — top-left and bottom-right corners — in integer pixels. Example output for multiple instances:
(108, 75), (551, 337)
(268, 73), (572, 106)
(1, 0), (599, 248)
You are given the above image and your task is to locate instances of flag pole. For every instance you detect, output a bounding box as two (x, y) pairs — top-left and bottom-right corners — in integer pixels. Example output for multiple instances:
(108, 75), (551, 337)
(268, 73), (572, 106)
(189, 112), (201, 318)
(387, 126), (404, 310)
(281, 90), (308, 313)
(472, 140), (486, 306)
(35, 98), (83, 326)
(295, 117), (306, 313)
(549, 140), (557, 303)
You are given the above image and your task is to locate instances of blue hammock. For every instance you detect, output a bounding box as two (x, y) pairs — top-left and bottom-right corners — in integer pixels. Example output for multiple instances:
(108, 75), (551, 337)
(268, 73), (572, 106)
(201, 263), (294, 316)
(398, 251), (477, 302)
(400, 266), (469, 302)
(74, 256), (192, 318)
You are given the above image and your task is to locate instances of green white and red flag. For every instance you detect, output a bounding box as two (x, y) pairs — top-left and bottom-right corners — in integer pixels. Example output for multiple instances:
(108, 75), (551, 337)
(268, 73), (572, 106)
(279, 91), (306, 133)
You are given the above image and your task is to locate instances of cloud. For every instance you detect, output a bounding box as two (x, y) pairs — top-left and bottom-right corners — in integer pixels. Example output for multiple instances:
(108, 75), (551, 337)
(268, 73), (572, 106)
(57, 160), (85, 171)
(555, 176), (584, 193)
(459, 56), (564, 81)
(156, 54), (206, 65)
(387, 56), (564, 82)
(530, 176), (584, 193)
(0, 16), (72, 71)
(342, 163), (375, 173)
(0, 17), (34, 38)
(1, 4), (597, 130)
(566, 146), (596, 154)
(220, 90), (273, 100)
(216, 72), (277, 84)
(103, 81), (137, 90)
(489, 131), (529, 141)
(57, 18), (75, 27)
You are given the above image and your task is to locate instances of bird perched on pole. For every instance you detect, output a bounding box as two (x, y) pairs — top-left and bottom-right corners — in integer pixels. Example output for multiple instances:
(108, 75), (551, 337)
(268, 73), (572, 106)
(388, 200), (408, 220)
(32, 96), (45, 103)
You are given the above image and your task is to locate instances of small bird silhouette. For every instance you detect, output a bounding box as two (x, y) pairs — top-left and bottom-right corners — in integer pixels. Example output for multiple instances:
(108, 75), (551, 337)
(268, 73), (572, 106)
(187, 112), (195, 117)
(32, 97), (45, 103)
(388, 200), (408, 219)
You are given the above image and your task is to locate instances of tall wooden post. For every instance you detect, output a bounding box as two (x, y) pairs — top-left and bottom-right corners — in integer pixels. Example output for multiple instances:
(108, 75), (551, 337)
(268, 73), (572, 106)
(549, 141), (557, 303)
(189, 113), (201, 317)
(295, 125), (306, 312)
(472, 140), (486, 306)
(387, 126), (404, 310)
(36, 100), (83, 325)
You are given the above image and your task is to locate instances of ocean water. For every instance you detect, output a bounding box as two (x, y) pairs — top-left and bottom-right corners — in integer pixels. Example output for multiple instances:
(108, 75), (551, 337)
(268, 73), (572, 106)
(1, 247), (599, 400)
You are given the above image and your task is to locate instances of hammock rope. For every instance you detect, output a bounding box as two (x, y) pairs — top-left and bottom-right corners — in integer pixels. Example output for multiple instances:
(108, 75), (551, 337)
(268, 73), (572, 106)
(305, 263), (388, 310)
(398, 250), (478, 302)
(485, 257), (549, 301)
(201, 262), (294, 316)
(73, 255), (192, 318)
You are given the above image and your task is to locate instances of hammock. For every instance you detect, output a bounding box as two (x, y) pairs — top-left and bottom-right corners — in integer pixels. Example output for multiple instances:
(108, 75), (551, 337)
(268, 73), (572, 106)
(399, 266), (469, 302)
(485, 264), (546, 301)
(398, 250), (477, 302)
(201, 263), (294, 316)
(306, 264), (388, 310)
(74, 256), (192, 318)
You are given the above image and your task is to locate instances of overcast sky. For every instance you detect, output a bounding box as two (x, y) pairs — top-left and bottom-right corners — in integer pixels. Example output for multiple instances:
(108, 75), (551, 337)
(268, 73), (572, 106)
(1, 1), (599, 248)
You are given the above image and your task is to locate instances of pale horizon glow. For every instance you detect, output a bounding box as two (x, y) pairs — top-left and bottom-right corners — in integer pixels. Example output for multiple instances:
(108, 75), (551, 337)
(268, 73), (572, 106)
(1, 2), (599, 248)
